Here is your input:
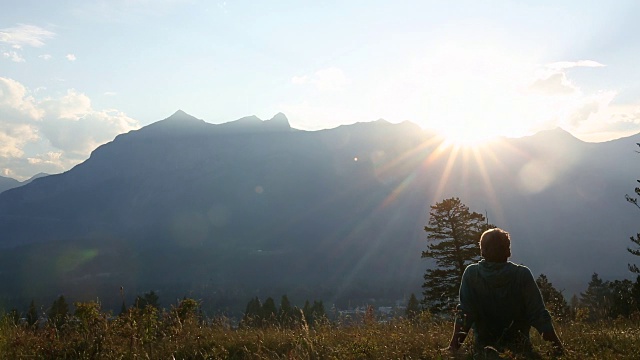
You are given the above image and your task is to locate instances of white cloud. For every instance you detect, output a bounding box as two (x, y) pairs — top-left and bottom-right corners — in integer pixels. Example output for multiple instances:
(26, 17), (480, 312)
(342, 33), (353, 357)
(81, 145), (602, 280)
(548, 60), (606, 70)
(103, 91), (117, 96)
(41, 89), (92, 120)
(39, 54), (52, 61)
(66, 54), (77, 61)
(3, 50), (25, 62)
(292, 67), (350, 92)
(565, 92), (640, 142)
(40, 108), (139, 157)
(0, 24), (55, 48)
(0, 77), (140, 180)
(528, 72), (578, 95)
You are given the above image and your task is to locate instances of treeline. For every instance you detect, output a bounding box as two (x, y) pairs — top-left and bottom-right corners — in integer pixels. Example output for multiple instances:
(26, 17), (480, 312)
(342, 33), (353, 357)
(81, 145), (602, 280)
(241, 295), (326, 328)
(523, 273), (640, 323)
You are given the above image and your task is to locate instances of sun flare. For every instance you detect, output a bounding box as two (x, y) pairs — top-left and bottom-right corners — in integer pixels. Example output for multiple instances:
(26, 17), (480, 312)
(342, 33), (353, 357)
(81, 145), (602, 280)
(435, 123), (501, 148)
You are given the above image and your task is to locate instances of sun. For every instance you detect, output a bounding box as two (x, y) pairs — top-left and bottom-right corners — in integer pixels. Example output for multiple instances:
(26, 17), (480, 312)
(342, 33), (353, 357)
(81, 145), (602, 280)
(435, 122), (501, 148)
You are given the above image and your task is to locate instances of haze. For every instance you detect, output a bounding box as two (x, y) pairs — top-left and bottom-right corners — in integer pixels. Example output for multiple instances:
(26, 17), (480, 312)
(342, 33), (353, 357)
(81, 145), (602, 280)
(2, 1), (640, 181)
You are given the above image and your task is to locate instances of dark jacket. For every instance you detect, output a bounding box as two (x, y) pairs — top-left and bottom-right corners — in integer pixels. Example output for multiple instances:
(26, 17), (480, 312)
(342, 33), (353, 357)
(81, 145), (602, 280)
(458, 260), (553, 351)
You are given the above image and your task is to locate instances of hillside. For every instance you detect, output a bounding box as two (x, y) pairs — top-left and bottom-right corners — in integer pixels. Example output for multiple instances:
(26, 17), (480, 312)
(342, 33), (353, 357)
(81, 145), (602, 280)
(0, 110), (637, 310)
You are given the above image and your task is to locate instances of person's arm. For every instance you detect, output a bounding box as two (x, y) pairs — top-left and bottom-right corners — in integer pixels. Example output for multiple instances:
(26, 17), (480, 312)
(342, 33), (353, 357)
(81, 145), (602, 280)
(448, 313), (471, 350)
(521, 268), (564, 353)
(542, 328), (564, 355)
(447, 267), (474, 351)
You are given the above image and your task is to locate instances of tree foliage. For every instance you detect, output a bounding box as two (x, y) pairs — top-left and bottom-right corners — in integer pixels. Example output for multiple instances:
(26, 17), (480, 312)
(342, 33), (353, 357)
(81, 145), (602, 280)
(535, 274), (569, 321)
(580, 273), (612, 321)
(134, 291), (160, 310)
(241, 295), (325, 328)
(26, 300), (38, 328)
(421, 197), (489, 312)
(405, 293), (421, 321)
(48, 295), (69, 330)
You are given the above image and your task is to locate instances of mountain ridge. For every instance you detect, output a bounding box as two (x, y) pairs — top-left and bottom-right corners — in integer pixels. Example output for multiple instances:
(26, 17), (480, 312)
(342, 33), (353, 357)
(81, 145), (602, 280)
(0, 111), (636, 312)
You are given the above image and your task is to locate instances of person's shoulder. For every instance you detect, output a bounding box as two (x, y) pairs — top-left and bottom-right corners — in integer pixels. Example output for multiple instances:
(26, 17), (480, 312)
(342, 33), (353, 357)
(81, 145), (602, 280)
(506, 261), (527, 269)
(507, 262), (535, 278)
(466, 262), (481, 270)
(463, 262), (480, 276)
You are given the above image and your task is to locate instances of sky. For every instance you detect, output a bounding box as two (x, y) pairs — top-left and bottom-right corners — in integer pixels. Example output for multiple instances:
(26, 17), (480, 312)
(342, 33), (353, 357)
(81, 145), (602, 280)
(2, 0), (640, 180)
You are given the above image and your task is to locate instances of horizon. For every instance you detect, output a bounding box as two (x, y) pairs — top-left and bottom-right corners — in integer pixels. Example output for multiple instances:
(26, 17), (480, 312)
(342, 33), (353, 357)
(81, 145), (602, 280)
(2, 108), (639, 182)
(3, 1), (640, 179)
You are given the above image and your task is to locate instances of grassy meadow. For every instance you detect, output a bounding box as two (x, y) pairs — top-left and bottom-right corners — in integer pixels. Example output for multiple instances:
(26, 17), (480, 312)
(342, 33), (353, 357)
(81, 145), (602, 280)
(0, 302), (638, 360)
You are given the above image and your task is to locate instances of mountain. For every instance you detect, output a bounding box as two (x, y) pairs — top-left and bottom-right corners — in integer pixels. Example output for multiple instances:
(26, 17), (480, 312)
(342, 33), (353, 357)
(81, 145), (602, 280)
(0, 110), (638, 312)
(0, 176), (20, 194)
(0, 173), (49, 194)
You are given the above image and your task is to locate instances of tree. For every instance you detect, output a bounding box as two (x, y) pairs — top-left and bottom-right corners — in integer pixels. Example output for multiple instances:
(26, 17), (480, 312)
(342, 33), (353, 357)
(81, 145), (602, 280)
(261, 297), (277, 325)
(48, 295), (69, 330)
(241, 297), (262, 328)
(608, 279), (637, 318)
(421, 197), (489, 312)
(580, 273), (612, 321)
(26, 300), (38, 328)
(278, 294), (294, 326)
(535, 274), (569, 321)
(405, 293), (421, 321)
(626, 143), (640, 273)
(7, 308), (20, 326)
(311, 300), (326, 326)
(134, 291), (160, 310)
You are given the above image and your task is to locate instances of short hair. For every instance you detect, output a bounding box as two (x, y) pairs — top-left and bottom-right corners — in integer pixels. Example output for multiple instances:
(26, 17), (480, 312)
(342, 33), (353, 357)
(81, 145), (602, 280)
(479, 228), (511, 262)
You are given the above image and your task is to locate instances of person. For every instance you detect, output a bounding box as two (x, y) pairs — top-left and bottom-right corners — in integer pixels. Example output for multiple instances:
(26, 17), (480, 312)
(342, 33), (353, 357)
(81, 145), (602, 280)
(446, 228), (564, 357)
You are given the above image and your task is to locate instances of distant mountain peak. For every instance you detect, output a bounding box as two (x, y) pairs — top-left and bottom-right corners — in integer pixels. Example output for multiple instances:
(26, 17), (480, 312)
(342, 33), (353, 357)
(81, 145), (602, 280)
(269, 112), (288, 122)
(165, 110), (200, 122)
(531, 127), (583, 143)
(266, 112), (291, 129)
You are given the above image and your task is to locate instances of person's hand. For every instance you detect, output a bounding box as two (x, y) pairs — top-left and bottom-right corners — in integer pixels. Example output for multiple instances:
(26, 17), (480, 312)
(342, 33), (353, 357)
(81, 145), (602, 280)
(440, 345), (456, 353)
(551, 343), (565, 357)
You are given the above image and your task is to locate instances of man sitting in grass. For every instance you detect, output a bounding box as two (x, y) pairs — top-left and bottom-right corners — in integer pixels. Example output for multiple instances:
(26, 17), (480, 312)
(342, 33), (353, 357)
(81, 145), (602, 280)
(446, 228), (564, 357)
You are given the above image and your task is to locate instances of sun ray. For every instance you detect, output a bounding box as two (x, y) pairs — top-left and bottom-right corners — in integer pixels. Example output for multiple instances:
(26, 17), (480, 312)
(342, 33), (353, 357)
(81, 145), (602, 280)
(470, 145), (504, 225)
(432, 142), (462, 202)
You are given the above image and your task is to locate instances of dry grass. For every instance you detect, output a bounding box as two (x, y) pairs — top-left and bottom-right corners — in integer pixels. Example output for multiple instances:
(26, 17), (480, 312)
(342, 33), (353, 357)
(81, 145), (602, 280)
(0, 304), (638, 359)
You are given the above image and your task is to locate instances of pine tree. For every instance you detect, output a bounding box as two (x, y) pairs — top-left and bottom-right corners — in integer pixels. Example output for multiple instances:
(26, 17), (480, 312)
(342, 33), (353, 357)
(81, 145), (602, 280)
(421, 197), (488, 312)
(242, 297), (262, 328)
(311, 300), (326, 325)
(302, 300), (312, 326)
(626, 143), (640, 273)
(405, 293), (421, 321)
(535, 274), (569, 321)
(8, 308), (20, 326)
(134, 291), (160, 310)
(608, 279), (636, 318)
(278, 294), (294, 326)
(48, 295), (69, 330)
(262, 297), (277, 325)
(580, 273), (612, 320)
(26, 300), (38, 328)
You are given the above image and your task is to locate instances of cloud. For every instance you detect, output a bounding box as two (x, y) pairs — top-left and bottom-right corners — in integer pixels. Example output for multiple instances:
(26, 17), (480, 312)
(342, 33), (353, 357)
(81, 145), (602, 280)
(292, 67), (350, 91)
(529, 72), (578, 95)
(103, 91), (117, 96)
(527, 60), (606, 96)
(40, 107), (139, 158)
(2, 50), (25, 62)
(0, 77), (140, 180)
(66, 54), (76, 61)
(0, 24), (55, 48)
(548, 60), (606, 70)
(39, 54), (52, 61)
(559, 90), (640, 141)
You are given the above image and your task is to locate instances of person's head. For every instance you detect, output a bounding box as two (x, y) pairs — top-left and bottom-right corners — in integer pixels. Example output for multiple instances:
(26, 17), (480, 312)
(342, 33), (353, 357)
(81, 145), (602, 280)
(479, 228), (511, 262)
